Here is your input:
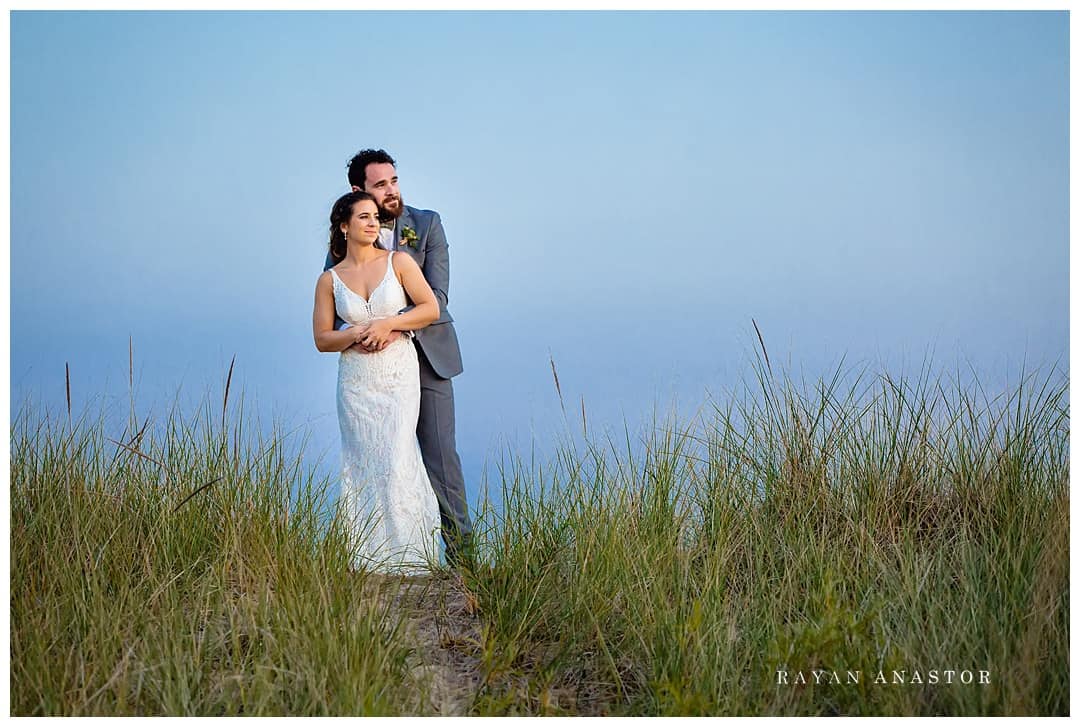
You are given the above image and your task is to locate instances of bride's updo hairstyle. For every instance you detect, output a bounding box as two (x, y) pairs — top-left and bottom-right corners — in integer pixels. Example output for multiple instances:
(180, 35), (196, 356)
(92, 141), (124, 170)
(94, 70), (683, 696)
(328, 190), (378, 263)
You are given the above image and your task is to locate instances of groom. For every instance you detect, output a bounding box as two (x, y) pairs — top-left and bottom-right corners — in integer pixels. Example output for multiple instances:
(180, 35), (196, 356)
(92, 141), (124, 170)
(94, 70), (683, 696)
(324, 148), (473, 569)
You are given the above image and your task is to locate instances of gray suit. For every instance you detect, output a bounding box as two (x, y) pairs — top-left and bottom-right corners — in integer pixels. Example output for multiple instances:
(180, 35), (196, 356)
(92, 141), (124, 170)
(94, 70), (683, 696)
(324, 205), (472, 559)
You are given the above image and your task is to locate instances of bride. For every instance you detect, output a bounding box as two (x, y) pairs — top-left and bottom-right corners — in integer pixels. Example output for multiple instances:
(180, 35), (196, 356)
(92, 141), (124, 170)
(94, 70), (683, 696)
(313, 190), (441, 574)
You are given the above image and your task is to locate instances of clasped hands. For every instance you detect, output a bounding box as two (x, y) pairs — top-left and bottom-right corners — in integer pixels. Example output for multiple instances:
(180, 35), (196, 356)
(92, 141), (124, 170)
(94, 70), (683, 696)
(349, 318), (403, 353)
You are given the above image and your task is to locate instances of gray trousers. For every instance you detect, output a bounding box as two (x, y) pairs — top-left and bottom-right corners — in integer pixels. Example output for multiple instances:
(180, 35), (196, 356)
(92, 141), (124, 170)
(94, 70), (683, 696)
(416, 345), (472, 550)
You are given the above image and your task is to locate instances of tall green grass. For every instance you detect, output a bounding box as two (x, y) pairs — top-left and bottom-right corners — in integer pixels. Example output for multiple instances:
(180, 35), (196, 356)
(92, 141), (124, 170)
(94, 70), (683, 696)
(10, 375), (436, 716)
(11, 354), (1068, 715)
(465, 357), (1069, 715)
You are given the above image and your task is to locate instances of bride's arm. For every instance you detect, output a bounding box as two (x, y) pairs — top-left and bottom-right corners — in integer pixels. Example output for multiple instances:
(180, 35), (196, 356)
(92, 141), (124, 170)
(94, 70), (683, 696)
(356, 256), (439, 349)
(313, 272), (366, 352)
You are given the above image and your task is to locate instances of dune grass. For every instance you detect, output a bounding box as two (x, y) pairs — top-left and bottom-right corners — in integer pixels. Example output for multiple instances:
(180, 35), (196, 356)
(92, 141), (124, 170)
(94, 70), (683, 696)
(10, 377), (435, 716)
(464, 357), (1069, 715)
(10, 354), (1069, 715)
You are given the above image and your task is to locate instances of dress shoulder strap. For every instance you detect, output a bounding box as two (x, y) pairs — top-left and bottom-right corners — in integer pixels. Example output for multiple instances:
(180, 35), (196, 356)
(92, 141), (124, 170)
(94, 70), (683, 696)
(385, 251), (396, 277)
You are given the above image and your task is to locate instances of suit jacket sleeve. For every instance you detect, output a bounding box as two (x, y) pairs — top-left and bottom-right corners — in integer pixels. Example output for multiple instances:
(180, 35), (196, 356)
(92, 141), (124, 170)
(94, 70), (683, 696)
(423, 212), (451, 312)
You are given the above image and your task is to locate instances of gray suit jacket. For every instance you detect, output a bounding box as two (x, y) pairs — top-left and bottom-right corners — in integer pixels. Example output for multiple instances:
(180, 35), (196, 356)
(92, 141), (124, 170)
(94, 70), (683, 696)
(324, 204), (464, 379)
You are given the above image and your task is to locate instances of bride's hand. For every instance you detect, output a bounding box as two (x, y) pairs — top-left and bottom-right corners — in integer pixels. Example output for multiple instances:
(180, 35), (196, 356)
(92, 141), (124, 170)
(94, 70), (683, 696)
(359, 318), (396, 349)
(348, 330), (402, 354)
(349, 323), (376, 353)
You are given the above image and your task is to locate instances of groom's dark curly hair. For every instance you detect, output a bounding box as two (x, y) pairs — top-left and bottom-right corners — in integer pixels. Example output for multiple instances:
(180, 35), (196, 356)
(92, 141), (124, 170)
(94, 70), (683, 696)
(347, 149), (396, 189)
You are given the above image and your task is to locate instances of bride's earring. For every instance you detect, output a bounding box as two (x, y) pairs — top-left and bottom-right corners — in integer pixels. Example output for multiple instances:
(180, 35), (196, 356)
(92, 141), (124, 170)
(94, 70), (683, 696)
(344, 230), (348, 243)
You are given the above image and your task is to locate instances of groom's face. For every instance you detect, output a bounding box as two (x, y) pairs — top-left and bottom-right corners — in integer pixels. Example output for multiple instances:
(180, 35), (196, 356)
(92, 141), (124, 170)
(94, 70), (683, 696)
(354, 162), (404, 220)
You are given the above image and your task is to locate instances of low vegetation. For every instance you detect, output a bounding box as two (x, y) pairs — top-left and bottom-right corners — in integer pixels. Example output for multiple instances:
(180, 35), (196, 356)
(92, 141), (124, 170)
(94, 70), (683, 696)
(11, 354), (1068, 715)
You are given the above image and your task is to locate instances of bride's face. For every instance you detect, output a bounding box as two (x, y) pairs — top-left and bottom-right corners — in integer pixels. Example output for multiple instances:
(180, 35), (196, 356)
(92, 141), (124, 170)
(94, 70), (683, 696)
(342, 199), (381, 246)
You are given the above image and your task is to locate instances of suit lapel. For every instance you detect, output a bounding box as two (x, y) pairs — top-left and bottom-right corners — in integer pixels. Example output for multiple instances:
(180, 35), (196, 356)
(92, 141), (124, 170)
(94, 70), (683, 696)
(394, 208), (413, 252)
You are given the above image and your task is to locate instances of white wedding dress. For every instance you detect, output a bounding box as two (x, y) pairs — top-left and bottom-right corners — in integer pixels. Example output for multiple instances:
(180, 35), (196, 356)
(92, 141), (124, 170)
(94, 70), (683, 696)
(331, 252), (439, 574)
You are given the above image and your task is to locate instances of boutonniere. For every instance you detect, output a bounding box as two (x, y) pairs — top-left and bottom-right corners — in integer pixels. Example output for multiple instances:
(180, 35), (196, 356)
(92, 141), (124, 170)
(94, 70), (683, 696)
(401, 226), (420, 249)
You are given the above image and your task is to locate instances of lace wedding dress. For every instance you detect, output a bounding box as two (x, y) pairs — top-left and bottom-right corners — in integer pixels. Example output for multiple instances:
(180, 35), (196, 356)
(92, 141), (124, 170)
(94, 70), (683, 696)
(331, 252), (439, 574)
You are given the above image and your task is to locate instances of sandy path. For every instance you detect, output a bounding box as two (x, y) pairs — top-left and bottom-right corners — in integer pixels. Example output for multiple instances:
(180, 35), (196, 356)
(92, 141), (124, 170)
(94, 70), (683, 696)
(370, 573), (485, 715)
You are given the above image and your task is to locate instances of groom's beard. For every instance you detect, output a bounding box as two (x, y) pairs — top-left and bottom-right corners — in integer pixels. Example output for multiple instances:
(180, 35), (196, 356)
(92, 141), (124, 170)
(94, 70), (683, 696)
(379, 195), (404, 220)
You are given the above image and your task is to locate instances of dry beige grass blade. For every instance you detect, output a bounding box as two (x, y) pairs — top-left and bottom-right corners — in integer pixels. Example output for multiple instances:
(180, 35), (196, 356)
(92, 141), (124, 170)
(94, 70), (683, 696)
(124, 415), (151, 450)
(107, 437), (167, 469)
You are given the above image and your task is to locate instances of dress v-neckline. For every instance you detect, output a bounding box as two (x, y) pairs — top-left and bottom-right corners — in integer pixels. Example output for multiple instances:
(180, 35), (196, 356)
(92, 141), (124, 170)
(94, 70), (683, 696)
(331, 254), (393, 303)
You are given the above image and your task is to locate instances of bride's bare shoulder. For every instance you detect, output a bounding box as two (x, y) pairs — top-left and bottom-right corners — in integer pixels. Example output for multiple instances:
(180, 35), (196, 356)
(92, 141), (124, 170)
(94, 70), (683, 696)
(391, 251), (419, 270)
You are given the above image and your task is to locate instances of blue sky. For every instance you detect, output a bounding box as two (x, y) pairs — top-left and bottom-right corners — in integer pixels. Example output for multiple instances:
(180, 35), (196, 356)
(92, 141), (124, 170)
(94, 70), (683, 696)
(10, 11), (1069, 504)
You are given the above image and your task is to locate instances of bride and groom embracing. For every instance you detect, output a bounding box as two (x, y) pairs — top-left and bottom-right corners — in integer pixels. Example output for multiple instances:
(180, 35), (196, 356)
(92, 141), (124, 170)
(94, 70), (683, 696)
(313, 149), (473, 575)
